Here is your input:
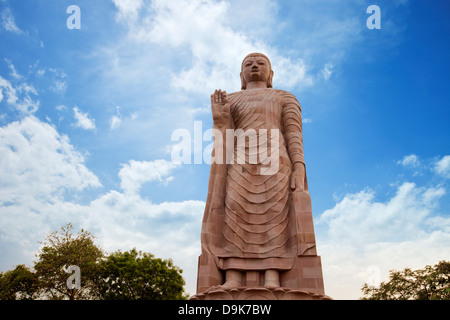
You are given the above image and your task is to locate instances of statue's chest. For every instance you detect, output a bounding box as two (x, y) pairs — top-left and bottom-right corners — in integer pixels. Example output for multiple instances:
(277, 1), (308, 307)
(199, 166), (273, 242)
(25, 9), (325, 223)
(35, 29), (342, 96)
(230, 92), (282, 128)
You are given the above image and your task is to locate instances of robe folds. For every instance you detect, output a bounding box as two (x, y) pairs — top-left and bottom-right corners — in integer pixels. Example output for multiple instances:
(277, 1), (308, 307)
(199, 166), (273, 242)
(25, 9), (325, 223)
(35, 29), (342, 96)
(201, 88), (315, 272)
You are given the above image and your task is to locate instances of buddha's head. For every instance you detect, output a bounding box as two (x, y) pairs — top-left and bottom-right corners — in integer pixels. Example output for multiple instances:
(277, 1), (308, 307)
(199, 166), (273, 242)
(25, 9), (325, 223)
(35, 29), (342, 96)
(240, 53), (274, 90)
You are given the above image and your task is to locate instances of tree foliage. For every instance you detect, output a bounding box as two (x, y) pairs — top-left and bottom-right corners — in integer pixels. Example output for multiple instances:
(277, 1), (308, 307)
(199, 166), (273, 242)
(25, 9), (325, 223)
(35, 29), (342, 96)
(95, 249), (188, 300)
(0, 223), (188, 300)
(0, 265), (39, 300)
(34, 223), (104, 300)
(361, 261), (450, 300)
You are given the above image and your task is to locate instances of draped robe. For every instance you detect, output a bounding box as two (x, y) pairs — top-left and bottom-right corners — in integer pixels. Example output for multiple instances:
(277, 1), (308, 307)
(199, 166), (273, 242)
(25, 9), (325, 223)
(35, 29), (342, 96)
(201, 88), (314, 273)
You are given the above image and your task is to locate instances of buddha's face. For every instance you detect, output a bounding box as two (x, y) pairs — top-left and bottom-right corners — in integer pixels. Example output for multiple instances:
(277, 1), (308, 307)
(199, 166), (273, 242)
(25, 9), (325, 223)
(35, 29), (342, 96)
(242, 55), (272, 84)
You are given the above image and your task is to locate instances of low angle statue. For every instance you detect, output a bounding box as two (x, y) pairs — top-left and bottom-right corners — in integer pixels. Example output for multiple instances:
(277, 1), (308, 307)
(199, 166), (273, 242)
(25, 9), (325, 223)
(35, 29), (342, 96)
(192, 53), (330, 300)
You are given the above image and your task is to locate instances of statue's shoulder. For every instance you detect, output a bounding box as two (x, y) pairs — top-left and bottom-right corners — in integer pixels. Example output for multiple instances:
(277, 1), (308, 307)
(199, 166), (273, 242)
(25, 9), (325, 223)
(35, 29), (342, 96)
(271, 89), (301, 109)
(227, 90), (247, 103)
(227, 90), (242, 98)
(271, 89), (299, 101)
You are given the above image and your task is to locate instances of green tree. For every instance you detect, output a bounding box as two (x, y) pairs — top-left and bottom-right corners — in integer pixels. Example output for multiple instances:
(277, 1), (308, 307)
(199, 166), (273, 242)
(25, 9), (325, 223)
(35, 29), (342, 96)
(96, 248), (188, 300)
(33, 223), (104, 300)
(1, 224), (189, 300)
(0, 265), (39, 300)
(361, 260), (450, 300)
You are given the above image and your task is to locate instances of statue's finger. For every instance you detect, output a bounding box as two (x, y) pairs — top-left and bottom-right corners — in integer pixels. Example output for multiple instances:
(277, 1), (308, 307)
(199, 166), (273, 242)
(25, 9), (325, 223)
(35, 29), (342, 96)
(290, 176), (296, 190)
(223, 91), (229, 103)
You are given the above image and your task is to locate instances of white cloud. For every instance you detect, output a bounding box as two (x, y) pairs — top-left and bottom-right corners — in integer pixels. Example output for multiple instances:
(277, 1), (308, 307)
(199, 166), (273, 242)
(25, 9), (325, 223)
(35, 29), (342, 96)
(109, 106), (135, 130)
(17, 82), (38, 96)
(0, 73), (39, 114)
(317, 182), (450, 299)
(396, 154), (450, 179)
(112, 0), (144, 23)
(111, 0), (314, 93)
(27, 64), (66, 93)
(397, 154), (421, 168)
(434, 155), (450, 179)
(47, 68), (67, 93)
(322, 63), (334, 81)
(1, 7), (22, 34)
(134, 0), (265, 92)
(5, 58), (22, 79)
(0, 116), (101, 203)
(0, 116), (102, 260)
(105, 0), (379, 96)
(110, 115), (122, 129)
(52, 80), (67, 93)
(55, 105), (68, 111)
(0, 75), (18, 104)
(73, 107), (96, 130)
(15, 95), (39, 114)
(118, 159), (179, 194)
(273, 56), (313, 89)
(319, 183), (445, 243)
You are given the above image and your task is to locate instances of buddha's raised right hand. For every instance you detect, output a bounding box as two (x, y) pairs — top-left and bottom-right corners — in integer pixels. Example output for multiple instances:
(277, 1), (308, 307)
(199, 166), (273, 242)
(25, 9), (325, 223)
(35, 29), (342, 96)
(211, 89), (230, 129)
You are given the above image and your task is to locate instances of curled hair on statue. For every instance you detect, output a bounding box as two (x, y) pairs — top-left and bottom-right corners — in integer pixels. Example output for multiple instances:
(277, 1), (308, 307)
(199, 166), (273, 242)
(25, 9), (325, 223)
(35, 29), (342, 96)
(240, 53), (274, 90)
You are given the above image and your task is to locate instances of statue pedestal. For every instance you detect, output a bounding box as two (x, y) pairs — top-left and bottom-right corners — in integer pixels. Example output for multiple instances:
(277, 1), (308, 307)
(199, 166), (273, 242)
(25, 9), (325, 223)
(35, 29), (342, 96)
(190, 287), (332, 300)
(196, 253), (327, 298)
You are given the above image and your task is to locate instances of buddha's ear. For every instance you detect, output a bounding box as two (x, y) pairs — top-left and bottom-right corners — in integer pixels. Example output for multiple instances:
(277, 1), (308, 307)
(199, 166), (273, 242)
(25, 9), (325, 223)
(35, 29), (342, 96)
(267, 70), (274, 88)
(240, 71), (246, 90)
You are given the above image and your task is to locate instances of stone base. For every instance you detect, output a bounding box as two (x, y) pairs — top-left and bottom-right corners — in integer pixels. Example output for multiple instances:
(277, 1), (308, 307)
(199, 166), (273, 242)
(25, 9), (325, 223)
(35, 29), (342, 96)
(190, 287), (332, 300)
(196, 253), (326, 295)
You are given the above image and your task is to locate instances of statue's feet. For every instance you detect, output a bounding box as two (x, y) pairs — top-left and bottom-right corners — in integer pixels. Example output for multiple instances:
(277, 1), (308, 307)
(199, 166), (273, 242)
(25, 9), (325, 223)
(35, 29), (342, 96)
(220, 279), (241, 289)
(264, 270), (280, 288)
(264, 281), (280, 288)
(220, 270), (242, 289)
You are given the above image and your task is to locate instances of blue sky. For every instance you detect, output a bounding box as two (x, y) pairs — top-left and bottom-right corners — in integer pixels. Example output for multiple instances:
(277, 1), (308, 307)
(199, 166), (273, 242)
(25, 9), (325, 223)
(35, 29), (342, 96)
(0, 0), (449, 299)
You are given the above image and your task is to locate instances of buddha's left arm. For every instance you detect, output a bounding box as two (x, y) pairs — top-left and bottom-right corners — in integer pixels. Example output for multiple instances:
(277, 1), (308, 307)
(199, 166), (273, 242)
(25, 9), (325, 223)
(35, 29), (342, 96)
(281, 93), (305, 167)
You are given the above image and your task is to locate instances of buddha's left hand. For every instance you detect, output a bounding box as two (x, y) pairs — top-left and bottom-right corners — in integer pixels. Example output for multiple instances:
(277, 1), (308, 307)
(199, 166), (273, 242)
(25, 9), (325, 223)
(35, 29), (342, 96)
(290, 162), (306, 192)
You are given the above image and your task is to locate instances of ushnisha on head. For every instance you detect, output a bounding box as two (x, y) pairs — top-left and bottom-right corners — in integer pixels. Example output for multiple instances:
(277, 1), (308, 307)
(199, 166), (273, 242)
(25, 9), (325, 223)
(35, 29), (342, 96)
(240, 53), (274, 90)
